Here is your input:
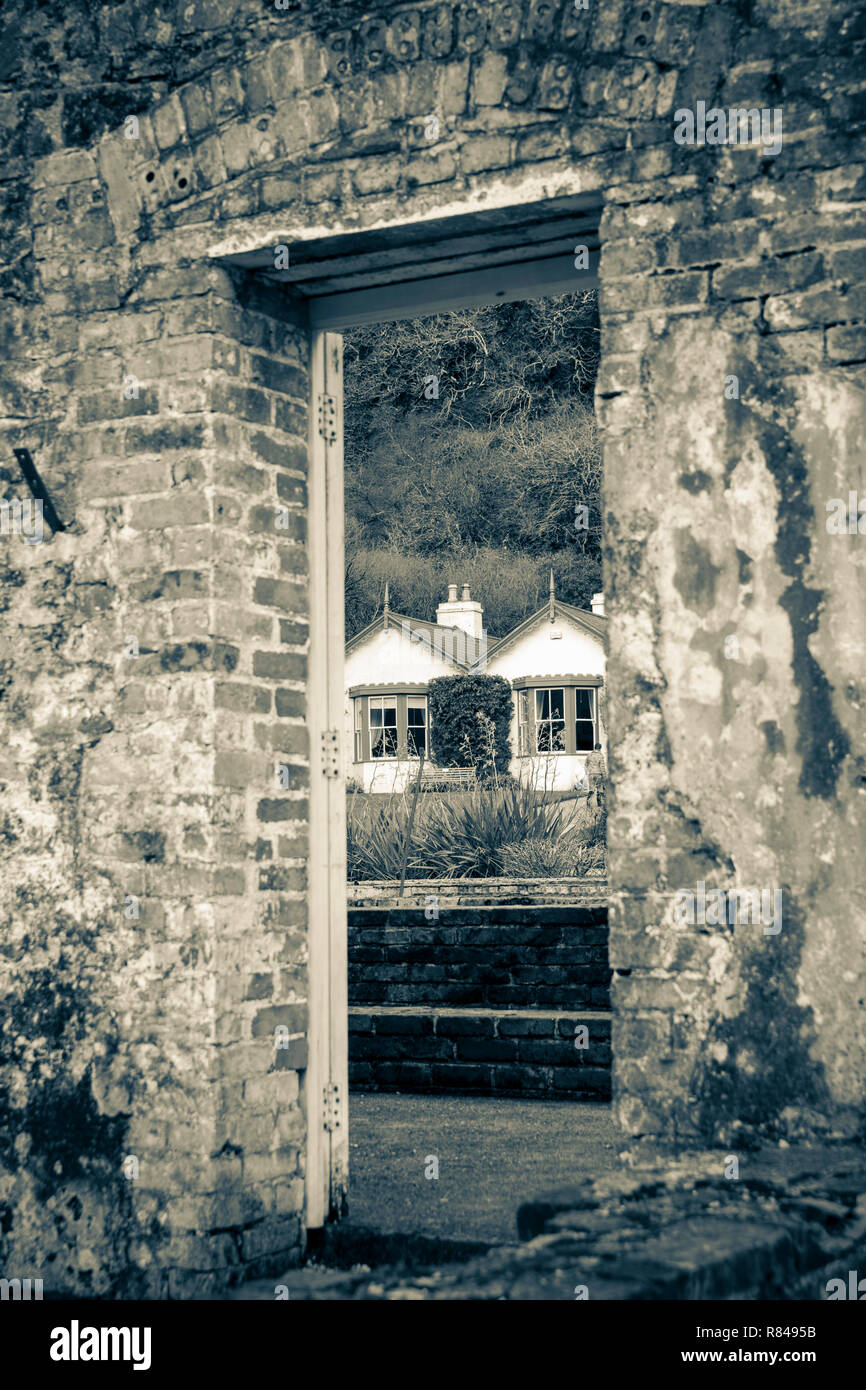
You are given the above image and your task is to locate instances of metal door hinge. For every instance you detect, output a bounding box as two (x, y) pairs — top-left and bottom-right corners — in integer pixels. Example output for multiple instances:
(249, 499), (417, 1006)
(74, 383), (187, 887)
(324, 1082), (343, 1133)
(317, 393), (337, 442)
(321, 728), (340, 778)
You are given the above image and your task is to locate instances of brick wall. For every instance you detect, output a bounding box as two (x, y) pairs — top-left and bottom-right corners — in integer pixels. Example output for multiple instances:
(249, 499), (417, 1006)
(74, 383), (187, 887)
(1, 0), (865, 1291)
(348, 901), (611, 1098)
(349, 1009), (612, 1099)
(0, 261), (311, 1294)
(349, 905), (611, 1009)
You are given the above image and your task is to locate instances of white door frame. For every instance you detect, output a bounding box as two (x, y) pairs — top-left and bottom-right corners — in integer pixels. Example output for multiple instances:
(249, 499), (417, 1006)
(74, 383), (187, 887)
(304, 329), (348, 1227)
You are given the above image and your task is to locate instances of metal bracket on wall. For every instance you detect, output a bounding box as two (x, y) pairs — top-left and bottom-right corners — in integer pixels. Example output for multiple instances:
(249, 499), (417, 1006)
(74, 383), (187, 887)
(321, 729), (340, 778)
(12, 448), (67, 534)
(323, 1083), (343, 1134)
(316, 393), (337, 443)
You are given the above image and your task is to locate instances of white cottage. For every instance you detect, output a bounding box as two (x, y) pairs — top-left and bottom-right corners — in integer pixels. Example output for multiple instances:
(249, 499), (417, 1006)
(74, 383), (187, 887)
(344, 578), (606, 792)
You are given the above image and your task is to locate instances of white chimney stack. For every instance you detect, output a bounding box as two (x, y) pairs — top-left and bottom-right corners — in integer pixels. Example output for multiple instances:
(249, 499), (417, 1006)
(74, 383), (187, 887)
(436, 581), (484, 639)
(591, 591), (605, 618)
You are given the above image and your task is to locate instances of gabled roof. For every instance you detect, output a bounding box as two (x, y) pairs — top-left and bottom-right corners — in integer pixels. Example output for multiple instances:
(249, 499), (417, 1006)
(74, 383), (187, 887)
(345, 598), (603, 672)
(475, 599), (605, 668)
(344, 609), (488, 670)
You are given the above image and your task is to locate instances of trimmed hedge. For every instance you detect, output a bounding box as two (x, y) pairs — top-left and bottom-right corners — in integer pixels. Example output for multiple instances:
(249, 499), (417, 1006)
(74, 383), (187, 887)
(428, 674), (512, 779)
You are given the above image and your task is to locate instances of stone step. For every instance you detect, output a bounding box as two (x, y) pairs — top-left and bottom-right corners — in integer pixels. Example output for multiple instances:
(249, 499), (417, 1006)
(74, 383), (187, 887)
(348, 905), (610, 1011)
(349, 1005), (611, 1100)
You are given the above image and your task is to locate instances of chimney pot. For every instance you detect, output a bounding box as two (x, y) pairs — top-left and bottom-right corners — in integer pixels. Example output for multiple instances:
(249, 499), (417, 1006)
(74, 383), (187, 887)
(436, 582), (484, 640)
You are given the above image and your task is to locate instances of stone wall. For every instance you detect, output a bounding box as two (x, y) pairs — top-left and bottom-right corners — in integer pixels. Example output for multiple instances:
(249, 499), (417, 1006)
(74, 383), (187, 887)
(348, 875), (609, 907)
(1, 0), (865, 1293)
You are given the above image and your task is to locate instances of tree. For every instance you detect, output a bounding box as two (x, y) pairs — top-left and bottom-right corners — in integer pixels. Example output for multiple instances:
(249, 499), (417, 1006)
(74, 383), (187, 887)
(343, 544), (601, 640)
(343, 292), (599, 433)
(342, 292), (602, 640)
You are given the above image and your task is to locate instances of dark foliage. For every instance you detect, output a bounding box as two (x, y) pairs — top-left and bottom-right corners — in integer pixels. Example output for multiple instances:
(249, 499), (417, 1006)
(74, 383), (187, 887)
(428, 674), (512, 776)
(343, 293), (601, 638)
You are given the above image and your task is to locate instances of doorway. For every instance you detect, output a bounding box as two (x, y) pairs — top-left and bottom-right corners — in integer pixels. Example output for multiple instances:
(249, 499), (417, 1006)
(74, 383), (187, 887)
(225, 192), (604, 1232)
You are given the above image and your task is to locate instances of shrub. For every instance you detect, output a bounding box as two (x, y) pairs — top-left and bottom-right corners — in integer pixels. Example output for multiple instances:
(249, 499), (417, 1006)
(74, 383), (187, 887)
(579, 802), (606, 848)
(427, 674), (512, 780)
(500, 834), (605, 878)
(346, 795), (414, 881)
(346, 782), (605, 882)
(500, 837), (572, 878)
(414, 782), (565, 878)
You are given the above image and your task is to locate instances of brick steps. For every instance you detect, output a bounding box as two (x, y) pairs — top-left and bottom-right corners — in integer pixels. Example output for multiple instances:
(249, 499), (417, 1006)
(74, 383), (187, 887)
(348, 905), (611, 1011)
(348, 903), (611, 1099)
(349, 1006), (611, 1100)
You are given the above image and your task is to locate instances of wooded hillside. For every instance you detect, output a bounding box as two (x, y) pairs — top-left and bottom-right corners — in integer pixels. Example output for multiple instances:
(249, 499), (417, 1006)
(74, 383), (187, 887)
(343, 291), (601, 639)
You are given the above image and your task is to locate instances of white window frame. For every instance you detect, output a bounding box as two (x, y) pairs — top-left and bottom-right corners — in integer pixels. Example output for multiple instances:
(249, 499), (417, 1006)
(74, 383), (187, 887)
(535, 686), (567, 754)
(515, 683), (600, 756)
(368, 695), (398, 760)
(406, 695), (428, 759)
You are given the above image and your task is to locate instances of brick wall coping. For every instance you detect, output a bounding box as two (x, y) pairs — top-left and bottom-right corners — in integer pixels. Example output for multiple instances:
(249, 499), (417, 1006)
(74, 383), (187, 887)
(348, 877), (608, 908)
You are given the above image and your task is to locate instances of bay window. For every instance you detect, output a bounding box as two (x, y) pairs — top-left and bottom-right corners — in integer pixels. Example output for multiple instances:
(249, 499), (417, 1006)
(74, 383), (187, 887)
(351, 689), (430, 762)
(514, 681), (600, 756)
(575, 687), (595, 752)
(517, 689), (532, 755)
(535, 687), (566, 752)
(354, 696), (363, 762)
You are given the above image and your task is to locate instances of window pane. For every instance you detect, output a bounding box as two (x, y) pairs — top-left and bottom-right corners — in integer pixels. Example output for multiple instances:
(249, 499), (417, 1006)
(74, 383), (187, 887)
(518, 690), (529, 722)
(383, 704), (397, 726)
(536, 689), (550, 720)
(576, 720), (594, 751)
(407, 698), (426, 757)
(575, 689), (593, 719)
(383, 727), (397, 755)
(552, 721), (566, 751)
(550, 689), (564, 718)
(370, 707), (383, 727)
